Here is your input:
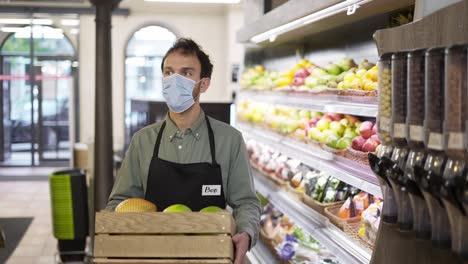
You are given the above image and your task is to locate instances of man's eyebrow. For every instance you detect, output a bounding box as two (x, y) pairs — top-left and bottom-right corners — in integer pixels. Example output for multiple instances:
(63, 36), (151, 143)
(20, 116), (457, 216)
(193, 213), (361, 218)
(163, 66), (173, 71)
(181, 67), (195, 71)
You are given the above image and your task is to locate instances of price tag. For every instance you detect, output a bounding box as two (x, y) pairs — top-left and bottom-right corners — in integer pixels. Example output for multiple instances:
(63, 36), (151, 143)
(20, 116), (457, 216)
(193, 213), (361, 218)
(428, 133), (444, 150)
(448, 132), (465, 150)
(410, 125), (424, 142)
(380, 117), (391, 132)
(393, 123), (406, 138)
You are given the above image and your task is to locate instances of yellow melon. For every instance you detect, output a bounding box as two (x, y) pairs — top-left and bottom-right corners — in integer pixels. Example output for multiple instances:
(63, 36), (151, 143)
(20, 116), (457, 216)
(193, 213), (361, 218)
(115, 198), (157, 212)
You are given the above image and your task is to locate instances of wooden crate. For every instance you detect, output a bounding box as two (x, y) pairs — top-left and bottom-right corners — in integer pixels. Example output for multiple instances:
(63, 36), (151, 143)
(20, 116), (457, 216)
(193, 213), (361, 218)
(93, 212), (235, 264)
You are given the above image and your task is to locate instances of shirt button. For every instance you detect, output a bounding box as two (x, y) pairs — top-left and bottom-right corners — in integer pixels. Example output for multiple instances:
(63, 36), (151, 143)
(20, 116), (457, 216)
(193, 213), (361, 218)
(178, 145), (182, 150)
(196, 133), (199, 137)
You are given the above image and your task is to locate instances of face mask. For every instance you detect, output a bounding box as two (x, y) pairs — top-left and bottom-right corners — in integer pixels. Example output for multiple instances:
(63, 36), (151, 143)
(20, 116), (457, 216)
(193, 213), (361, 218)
(162, 73), (201, 113)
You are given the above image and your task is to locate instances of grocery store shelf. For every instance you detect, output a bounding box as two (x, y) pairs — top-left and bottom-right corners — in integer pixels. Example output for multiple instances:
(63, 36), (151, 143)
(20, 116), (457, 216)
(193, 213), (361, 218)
(237, 0), (414, 45)
(237, 90), (378, 117)
(253, 171), (372, 264)
(247, 239), (278, 264)
(239, 122), (382, 197)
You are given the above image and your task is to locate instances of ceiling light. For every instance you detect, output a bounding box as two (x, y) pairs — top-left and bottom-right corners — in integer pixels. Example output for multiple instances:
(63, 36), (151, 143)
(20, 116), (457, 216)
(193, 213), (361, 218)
(1, 27), (24, 33)
(250, 0), (371, 43)
(0, 19), (53, 25)
(145, 0), (240, 3)
(61, 19), (80, 26)
(70, 28), (79, 35)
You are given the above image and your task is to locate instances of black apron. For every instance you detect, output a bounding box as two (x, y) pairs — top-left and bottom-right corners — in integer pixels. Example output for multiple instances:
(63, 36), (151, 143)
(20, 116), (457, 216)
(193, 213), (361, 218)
(145, 116), (227, 212)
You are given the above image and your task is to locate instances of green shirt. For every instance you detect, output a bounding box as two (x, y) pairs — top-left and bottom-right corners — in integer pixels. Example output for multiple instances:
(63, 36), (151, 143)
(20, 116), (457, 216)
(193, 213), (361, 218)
(106, 111), (261, 248)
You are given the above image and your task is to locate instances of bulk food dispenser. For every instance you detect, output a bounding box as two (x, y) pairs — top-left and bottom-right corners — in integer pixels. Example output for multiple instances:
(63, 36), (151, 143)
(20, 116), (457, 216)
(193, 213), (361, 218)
(404, 49), (431, 239)
(368, 53), (397, 225)
(372, 1), (468, 263)
(440, 45), (468, 262)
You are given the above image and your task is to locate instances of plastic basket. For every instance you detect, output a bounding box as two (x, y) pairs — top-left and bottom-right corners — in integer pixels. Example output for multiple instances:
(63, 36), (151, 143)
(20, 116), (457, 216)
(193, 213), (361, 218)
(324, 203), (360, 230)
(302, 193), (343, 216)
(344, 147), (371, 166)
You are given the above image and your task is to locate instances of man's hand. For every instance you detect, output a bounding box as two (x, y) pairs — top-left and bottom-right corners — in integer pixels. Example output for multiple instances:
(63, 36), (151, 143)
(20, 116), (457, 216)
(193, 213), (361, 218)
(232, 232), (250, 264)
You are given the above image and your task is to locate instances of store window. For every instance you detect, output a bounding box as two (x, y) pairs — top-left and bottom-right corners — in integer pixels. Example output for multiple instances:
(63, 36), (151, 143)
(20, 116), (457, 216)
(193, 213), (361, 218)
(125, 25), (177, 143)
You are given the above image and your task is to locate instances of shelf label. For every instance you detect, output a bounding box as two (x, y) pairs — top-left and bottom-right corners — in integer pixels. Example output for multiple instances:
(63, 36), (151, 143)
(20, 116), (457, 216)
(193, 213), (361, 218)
(393, 123), (406, 138)
(410, 125), (424, 142)
(428, 133), (444, 150)
(379, 117), (391, 132)
(448, 132), (465, 150)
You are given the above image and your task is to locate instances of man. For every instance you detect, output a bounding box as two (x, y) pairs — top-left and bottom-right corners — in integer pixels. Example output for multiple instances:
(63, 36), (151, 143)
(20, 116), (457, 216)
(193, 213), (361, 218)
(106, 38), (261, 264)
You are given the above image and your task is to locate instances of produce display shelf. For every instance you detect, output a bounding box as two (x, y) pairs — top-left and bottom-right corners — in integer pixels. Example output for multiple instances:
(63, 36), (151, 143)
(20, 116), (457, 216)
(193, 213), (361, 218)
(237, 0), (414, 45)
(253, 171), (372, 264)
(238, 122), (382, 198)
(247, 239), (278, 264)
(237, 90), (378, 117)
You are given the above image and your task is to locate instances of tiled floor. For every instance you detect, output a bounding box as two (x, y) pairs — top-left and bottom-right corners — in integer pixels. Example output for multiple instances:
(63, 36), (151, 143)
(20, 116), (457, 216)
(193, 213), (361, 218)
(0, 181), (58, 264)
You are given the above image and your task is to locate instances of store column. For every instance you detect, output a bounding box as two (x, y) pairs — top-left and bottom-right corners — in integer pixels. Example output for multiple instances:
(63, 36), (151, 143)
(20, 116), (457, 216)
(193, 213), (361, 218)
(90, 0), (121, 211)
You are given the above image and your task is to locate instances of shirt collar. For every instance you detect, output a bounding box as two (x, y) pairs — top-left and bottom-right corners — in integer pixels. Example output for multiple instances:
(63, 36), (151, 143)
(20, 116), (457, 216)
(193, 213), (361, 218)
(165, 111), (205, 142)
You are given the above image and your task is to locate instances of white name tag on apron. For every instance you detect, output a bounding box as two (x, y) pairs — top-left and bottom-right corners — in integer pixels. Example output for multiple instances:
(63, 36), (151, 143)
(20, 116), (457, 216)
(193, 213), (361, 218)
(202, 185), (221, 196)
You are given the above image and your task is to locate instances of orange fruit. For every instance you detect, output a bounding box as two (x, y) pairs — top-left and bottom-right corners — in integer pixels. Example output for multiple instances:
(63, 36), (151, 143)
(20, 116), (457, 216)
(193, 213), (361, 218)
(115, 198), (157, 212)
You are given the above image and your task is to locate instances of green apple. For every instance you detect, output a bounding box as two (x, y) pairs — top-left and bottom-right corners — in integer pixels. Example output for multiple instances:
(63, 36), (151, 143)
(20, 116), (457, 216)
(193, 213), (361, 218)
(329, 121), (345, 137)
(310, 112), (323, 119)
(308, 127), (321, 141)
(200, 206), (223, 213)
(339, 118), (350, 128)
(326, 134), (340, 148)
(337, 137), (352, 150)
(316, 118), (331, 132)
(163, 204), (192, 213)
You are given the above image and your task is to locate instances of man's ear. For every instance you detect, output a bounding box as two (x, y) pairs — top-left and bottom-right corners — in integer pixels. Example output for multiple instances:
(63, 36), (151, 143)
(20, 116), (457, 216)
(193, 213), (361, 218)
(200, 78), (210, 93)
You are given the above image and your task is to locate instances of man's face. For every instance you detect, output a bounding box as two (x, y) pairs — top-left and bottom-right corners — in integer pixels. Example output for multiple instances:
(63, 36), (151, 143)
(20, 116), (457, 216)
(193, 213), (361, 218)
(162, 50), (210, 100)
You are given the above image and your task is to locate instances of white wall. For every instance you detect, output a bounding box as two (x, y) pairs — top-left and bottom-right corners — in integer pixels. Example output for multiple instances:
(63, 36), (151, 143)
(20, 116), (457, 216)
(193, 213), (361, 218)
(79, 4), (244, 151)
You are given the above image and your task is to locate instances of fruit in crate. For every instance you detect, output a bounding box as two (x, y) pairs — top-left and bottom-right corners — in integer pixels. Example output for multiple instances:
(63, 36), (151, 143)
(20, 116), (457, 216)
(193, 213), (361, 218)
(351, 121), (381, 153)
(200, 206), (224, 213)
(115, 198), (157, 212)
(336, 61), (378, 91)
(163, 204), (192, 213)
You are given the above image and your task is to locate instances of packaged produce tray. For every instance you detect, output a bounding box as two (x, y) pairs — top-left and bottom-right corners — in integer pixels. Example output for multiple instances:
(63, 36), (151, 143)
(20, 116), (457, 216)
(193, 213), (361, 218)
(268, 173), (288, 187)
(302, 193), (344, 216)
(93, 212), (235, 264)
(343, 217), (374, 252)
(259, 229), (293, 264)
(324, 203), (360, 230)
(344, 147), (370, 166)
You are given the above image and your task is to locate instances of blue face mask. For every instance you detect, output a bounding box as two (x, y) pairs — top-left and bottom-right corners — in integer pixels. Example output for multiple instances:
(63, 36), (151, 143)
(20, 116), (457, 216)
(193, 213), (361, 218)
(162, 73), (200, 113)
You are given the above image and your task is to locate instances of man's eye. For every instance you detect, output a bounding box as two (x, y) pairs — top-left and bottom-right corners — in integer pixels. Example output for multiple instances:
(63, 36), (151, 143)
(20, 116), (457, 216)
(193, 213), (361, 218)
(164, 71), (173, 77)
(184, 71), (192, 77)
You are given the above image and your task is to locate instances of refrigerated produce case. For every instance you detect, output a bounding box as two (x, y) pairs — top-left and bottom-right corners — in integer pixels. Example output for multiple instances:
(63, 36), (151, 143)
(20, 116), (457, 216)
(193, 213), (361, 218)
(237, 0), (468, 263)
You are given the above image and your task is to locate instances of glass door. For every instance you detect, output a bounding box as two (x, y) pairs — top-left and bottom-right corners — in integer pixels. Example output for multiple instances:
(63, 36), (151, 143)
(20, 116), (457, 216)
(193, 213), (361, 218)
(36, 58), (73, 162)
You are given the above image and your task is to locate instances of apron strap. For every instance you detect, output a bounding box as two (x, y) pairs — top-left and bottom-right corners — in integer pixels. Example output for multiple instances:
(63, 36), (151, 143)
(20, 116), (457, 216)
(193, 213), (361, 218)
(205, 117), (218, 166)
(152, 121), (166, 159)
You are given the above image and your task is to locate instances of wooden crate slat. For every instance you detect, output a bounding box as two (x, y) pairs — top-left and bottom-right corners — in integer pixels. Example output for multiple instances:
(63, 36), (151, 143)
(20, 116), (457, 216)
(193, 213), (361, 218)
(94, 235), (234, 259)
(93, 258), (232, 264)
(95, 212), (235, 235)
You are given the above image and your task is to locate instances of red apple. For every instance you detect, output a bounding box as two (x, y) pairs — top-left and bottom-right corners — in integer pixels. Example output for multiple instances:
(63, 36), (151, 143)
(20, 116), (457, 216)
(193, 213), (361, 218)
(372, 124), (377, 135)
(293, 77), (305, 86)
(352, 136), (366, 151)
(294, 68), (310, 78)
(322, 114), (334, 121)
(359, 121), (374, 139)
(370, 134), (380, 144)
(329, 113), (344, 121)
(362, 138), (379, 152)
(309, 117), (320, 127)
